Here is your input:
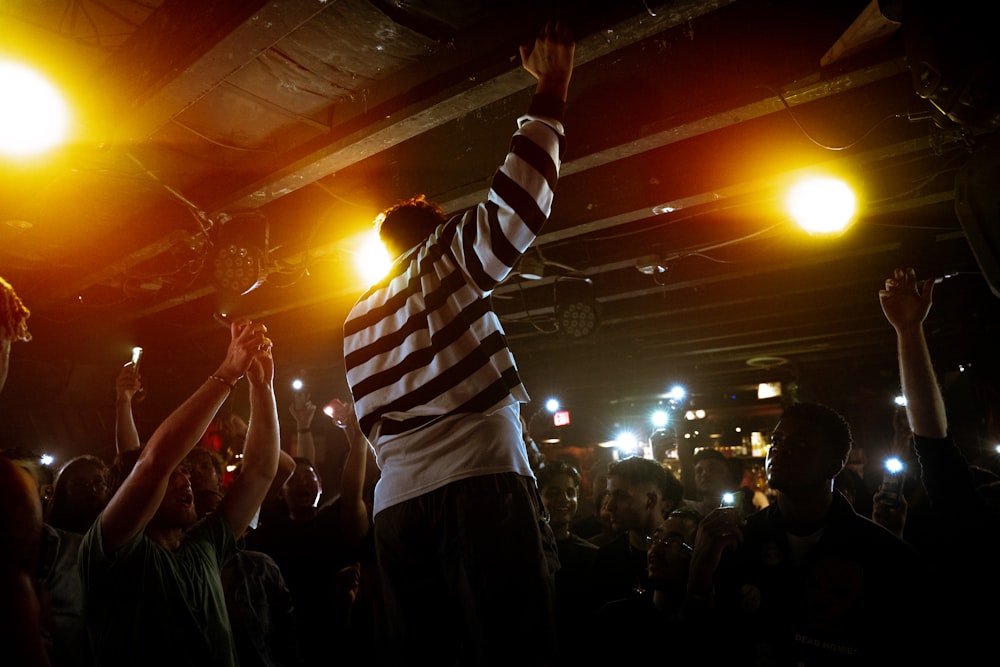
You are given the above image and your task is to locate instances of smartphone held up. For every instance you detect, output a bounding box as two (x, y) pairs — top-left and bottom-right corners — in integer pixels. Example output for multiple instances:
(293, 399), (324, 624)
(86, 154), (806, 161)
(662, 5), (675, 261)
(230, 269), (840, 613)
(124, 346), (146, 402)
(879, 457), (905, 507)
(291, 377), (310, 411)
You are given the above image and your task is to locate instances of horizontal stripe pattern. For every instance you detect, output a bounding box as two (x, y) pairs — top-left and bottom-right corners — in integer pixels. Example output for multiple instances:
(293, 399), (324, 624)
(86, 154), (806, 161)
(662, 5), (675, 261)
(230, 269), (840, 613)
(344, 107), (565, 439)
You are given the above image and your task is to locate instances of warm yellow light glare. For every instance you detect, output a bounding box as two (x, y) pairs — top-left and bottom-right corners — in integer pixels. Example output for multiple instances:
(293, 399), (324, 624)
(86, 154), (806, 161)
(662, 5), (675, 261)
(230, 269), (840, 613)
(0, 60), (70, 158)
(785, 176), (857, 234)
(757, 382), (782, 399)
(355, 231), (392, 284)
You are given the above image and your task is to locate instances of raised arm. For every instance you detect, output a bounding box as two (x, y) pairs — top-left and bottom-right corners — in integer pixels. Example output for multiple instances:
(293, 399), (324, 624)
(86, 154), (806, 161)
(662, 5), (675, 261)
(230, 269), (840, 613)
(114, 362), (143, 453)
(520, 20), (575, 102)
(327, 398), (371, 544)
(878, 267), (947, 438)
(100, 318), (267, 553)
(289, 398), (317, 463)
(877, 267), (992, 518)
(218, 334), (280, 538)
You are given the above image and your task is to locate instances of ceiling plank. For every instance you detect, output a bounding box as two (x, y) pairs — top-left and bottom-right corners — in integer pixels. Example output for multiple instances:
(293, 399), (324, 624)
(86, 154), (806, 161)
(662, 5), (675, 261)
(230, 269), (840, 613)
(217, 0), (738, 213)
(100, 0), (332, 142)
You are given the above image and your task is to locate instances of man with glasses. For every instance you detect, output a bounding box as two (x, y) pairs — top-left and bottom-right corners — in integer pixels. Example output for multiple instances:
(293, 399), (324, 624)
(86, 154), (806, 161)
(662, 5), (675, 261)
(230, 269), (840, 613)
(687, 402), (932, 664)
(593, 509), (702, 660)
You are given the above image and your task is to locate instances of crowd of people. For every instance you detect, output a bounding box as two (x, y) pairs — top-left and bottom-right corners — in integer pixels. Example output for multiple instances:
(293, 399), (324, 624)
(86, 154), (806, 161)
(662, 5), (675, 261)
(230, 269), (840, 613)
(2, 19), (999, 667)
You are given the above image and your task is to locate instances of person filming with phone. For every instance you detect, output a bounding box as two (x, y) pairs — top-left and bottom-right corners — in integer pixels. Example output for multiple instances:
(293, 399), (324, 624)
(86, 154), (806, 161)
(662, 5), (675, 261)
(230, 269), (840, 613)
(686, 400), (933, 664)
(79, 318), (279, 667)
(681, 447), (751, 520)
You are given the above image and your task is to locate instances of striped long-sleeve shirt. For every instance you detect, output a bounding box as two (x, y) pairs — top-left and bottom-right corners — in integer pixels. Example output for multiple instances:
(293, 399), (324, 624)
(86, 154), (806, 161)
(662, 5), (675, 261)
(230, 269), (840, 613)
(343, 93), (565, 512)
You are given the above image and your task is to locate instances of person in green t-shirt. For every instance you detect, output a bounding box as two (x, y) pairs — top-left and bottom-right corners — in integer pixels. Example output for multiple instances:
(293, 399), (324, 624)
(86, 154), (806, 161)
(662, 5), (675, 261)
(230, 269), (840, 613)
(80, 318), (280, 667)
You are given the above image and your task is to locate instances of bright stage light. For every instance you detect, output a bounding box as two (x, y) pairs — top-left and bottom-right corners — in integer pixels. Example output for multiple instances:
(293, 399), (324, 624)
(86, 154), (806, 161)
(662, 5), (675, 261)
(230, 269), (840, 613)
(355, 231), (392, 284)
(0, 60), (70, 158)
(785, 176), (856, 234)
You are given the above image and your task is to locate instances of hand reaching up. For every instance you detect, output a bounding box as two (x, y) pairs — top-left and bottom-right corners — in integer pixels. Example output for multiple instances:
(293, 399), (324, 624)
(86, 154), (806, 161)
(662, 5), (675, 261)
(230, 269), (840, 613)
(116, 363), (143, 402)
(520, 20), (575, 102)
(324, 397), (357, 430)
(879, 267), (933, 334)
(246, 340), (274, 388)
(216, 318), (271, 383)
(289, 398), (316, 429)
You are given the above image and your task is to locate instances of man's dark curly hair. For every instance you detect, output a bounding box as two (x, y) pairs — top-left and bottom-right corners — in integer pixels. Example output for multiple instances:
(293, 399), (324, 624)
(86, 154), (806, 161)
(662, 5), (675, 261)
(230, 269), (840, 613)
(0, 276), (31, 342)
(536, 460), (582, 490)
(782, 402), (853, 462)
(375, 194), (447, 257)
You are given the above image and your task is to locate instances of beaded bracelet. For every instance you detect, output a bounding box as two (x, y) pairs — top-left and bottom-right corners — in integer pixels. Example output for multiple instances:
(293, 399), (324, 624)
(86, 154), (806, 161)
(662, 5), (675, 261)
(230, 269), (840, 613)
(207, 375), (236, 392)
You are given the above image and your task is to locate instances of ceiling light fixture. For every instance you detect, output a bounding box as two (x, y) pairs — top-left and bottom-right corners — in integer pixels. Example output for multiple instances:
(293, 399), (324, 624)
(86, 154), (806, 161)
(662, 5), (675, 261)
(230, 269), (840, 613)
(555, 277), (600, 338)
(746, 356), (789, 370)
(212, 242), (264, 296)
(556, 300), (599, 338)
(636, 254), (667, 275)
(210, 213), (269, 297)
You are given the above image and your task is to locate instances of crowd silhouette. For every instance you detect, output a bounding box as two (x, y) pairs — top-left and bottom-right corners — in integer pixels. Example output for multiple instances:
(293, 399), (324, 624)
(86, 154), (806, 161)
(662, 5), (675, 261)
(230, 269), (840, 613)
(6, 262), (998, 666)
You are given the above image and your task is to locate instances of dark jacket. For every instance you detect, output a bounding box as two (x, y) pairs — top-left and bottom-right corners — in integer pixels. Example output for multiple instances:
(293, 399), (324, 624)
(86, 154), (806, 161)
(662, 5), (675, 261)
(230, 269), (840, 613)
(709, 491), (930, 665)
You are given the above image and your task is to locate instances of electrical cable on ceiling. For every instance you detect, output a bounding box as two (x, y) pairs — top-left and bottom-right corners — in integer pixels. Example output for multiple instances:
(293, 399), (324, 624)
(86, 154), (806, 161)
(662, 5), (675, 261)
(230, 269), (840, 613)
(171, 119), (278, 154)
(124, 151), (213, 239)
(492, 279), (558, 335)
(760, 83), (912, 151)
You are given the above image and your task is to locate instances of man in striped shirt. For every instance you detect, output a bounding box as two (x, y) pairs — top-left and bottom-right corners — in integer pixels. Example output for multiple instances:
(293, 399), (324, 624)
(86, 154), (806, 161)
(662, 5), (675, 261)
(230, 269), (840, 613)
(343, 21), (575, 666)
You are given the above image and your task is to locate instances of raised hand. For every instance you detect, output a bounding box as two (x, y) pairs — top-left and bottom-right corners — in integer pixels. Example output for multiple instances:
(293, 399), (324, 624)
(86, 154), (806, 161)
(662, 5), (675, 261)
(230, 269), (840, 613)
(217, 318), (271, 383)
(246, 340), (274, 387)
(879, 267), (934, 334)
(289, 398), (316, 428)
(116, 362), (143, 402)
(519, 20), (575, 101)
(324, 397), (356, 429)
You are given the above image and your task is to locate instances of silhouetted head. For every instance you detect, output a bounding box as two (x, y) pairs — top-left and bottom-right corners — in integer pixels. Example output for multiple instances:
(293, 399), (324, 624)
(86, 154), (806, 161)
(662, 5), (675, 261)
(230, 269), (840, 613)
(283, 457), (322, 518)
(375, 195), (446, 258)
(767, 402), (853, 493)
(46, 455), (110, 534)
(692, 448), (738, 497)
